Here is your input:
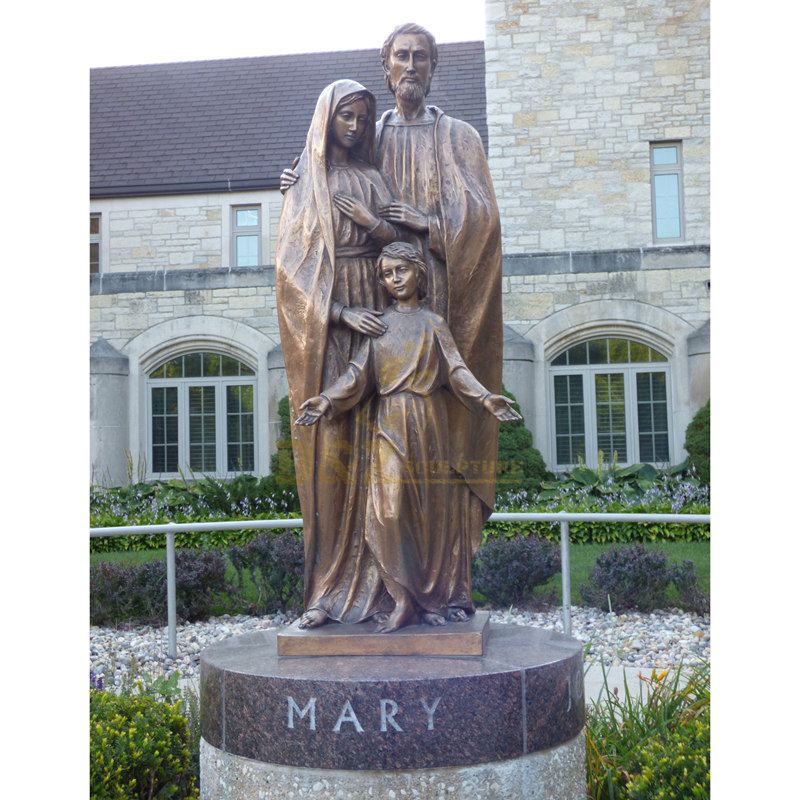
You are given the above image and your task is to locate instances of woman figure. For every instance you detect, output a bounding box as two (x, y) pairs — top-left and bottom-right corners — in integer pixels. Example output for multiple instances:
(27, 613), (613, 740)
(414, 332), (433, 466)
(276, 80), (403, 628)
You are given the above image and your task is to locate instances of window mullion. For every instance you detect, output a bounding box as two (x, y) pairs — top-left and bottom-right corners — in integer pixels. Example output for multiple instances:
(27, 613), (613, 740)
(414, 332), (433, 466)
(625, 369), (637, 465)
(216, 380), (225, 477)
(584, 373), (597, 466)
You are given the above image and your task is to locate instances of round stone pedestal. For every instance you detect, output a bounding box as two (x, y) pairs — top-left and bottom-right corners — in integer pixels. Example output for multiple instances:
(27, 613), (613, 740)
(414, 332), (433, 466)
(199, 623), (585, 799)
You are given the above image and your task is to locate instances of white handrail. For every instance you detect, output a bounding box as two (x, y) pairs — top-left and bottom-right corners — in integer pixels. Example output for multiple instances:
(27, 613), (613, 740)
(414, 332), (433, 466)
(90, 511), (710, 658)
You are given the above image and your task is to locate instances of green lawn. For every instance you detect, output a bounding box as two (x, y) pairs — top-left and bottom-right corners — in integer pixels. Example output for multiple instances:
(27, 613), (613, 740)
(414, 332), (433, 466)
(91, 540), (709, 610)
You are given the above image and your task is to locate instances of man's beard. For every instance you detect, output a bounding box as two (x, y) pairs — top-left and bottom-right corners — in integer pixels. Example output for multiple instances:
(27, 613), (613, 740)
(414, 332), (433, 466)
(394, 78), (426, 104)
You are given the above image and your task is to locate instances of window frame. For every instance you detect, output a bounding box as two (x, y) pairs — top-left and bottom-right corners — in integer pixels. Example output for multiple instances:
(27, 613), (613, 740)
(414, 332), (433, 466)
(649, 141), (685, 243)
(146, 353), (258, 479)
(90, 212), (101, 273)
(548, 339), (673, 469)
(231, 204), (262, 268)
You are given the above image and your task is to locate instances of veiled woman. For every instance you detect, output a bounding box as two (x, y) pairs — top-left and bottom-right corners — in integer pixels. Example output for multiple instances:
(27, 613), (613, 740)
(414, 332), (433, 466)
(276, 79), (401, 628)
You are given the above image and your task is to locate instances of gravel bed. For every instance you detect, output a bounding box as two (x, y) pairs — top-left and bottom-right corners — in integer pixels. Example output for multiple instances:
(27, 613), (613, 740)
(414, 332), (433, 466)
(89, 606), (709, 690)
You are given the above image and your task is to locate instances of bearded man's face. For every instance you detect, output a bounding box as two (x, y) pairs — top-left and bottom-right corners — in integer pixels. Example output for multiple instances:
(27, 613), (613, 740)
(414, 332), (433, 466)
(386, 33), (433, 101)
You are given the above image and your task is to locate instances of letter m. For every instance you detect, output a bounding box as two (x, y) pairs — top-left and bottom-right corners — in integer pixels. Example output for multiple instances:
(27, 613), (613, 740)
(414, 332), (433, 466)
(287, 696), (316, 730)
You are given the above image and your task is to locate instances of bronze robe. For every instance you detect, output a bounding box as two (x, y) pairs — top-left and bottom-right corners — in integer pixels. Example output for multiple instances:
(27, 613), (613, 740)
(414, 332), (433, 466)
(322, 305), (490, 614)
(376, 107), (504, 560)
(276, 80), (397, 622)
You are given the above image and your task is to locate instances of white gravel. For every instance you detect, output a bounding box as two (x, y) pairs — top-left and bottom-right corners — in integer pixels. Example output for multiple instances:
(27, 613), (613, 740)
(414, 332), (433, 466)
(89, 606), (709, 689)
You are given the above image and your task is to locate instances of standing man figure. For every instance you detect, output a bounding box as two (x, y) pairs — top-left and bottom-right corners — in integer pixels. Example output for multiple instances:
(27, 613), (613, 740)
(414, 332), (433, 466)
(374, 23), (504, 618)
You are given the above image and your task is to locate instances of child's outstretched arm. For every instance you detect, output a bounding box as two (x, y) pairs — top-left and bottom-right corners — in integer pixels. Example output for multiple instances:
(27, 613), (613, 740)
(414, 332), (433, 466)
(482, 394), (522, 422)
(295, 395), (331, 426)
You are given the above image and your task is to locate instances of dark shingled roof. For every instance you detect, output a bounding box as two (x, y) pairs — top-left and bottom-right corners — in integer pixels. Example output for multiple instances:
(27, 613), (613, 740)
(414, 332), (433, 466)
(91, 41), (487, 198)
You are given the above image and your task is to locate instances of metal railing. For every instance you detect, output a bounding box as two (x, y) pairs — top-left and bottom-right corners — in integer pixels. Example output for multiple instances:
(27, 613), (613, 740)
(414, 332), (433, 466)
(90, 512), (710, 658)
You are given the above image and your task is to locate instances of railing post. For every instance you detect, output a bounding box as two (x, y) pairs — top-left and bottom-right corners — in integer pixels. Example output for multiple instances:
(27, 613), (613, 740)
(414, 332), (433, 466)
(560, 518), (572, 638)
(166, 527), (177, 660)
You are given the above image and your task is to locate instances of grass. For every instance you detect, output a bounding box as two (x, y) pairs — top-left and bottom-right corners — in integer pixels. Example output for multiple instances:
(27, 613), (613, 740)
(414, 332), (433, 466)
(91, 540), (709, 611)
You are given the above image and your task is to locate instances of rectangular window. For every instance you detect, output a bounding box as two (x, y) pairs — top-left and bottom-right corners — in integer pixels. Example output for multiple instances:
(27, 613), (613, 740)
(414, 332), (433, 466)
(636, 372), (670, 462)
(554, 374), (586, 465)
(232, 206), (261, 267)
(152, 387), (179, 473)
(595, 373), (627, 462)
(90, 213), (101, 273)
(650, 142), (684, 242)
(188, 386), (217, 472)
(226, 385), (255, 472)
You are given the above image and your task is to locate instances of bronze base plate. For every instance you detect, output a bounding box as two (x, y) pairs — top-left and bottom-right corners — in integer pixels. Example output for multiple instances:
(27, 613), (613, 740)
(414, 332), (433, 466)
(276, 610), (490, 657)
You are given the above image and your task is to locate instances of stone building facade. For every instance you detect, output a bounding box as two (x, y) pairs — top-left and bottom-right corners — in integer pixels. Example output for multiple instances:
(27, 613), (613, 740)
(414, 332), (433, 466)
(90, 3), (709, 485)
(483, 0), (709, 469)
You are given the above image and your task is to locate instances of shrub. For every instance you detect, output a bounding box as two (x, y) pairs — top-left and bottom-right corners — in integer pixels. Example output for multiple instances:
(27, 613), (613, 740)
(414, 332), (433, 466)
(227, 531), (304, 613)
(267, 395), (299, 494)
(684, 401), (710, 486)
(670, 560), (710, 615)
(585, 662), (710, 800)
(626, 715), (710, 800)
(90, 689), (198, 799)
(472, 534), (560, 606)
(580, 545), (672, 612)
(495, 385), (550, 493)
(90, 549), (228, 625)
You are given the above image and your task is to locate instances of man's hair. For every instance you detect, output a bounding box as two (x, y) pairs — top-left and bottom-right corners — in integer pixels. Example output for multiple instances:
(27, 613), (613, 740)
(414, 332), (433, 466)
(377, 241), (428, 299)
(380, 23), (438, 95)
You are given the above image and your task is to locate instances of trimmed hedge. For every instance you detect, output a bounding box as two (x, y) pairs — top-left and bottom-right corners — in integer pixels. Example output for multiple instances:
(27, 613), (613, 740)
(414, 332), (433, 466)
(90, 689), (198, 799)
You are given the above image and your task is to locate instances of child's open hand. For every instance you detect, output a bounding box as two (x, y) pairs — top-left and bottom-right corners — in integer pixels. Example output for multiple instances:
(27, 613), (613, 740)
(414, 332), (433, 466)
(295, 395), (331, 426)
(483, 394), (522, 422)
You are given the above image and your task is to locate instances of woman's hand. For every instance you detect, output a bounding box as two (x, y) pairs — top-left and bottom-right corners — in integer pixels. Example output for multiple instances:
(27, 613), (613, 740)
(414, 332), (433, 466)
(295, 396), (331, 426)
(482, 394), (522, 422)
(379, 202), (429, 233)
(333, 194), (380, 229)
(340, 307), (387, 337)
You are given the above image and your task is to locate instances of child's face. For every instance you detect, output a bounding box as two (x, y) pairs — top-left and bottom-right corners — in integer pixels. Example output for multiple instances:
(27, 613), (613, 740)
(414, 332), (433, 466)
(330, 98), (369, 151)
(379, 257), (419, 301)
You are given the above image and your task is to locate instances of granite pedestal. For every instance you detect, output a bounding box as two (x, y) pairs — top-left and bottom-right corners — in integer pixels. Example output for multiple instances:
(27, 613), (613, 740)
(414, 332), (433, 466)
(199, 623), (586, 799)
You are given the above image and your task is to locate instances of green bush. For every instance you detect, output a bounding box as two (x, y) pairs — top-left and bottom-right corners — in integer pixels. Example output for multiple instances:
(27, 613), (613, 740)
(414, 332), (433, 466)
(627, 715), (710, 800)
(90, 549), (229, 625)
(227, 531), (305, 614)
(90, 689), (198, 799)
(585, 662), (710, 800)
(580, 544), (708, 613)
(684, 401), (710, 485)
(268, 395), (298, 492)
(472, 534), (560, 606)
(495, 385), (550, 493)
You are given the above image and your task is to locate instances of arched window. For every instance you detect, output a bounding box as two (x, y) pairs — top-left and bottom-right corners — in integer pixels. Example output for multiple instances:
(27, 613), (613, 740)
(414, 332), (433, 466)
(549, 337), (670, 468)
(147, 351), (257, 477)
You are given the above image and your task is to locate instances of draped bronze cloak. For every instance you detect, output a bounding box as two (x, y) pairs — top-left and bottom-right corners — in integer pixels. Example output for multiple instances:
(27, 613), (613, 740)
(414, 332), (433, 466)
(275, 80), (393, 620)
(376, 107), (504, 534)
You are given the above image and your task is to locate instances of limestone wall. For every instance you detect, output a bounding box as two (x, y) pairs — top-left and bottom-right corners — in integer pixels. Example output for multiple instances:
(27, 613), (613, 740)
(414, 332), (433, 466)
(485, 0), (710, 253)
(90, 190), (284, 273)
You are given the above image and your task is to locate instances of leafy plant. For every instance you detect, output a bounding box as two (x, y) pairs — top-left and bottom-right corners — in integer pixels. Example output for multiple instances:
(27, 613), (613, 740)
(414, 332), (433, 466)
(580, 545), (708, 613)
(90, 549), (229, 625)
(684, 401), (710, 486)
(585, 662), (710, 800)
(495, 384), (550, 493)
(669, 560), (710, 614)
(90, 689), (199, 799)
(580, 545), (672, 612)
(472, 534), (560, 606)
(227, 531), (304, 614)
(626, 714), (710, 799)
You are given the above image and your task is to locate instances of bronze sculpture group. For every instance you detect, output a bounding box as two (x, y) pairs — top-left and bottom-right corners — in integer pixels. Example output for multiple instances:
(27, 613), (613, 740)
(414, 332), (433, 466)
(276, 23), (517, 633)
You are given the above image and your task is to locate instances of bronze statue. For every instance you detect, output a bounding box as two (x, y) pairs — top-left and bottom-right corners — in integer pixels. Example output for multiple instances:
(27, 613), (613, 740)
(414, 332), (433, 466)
(296, 243), (519, 632)
(277, 24), (504, 633)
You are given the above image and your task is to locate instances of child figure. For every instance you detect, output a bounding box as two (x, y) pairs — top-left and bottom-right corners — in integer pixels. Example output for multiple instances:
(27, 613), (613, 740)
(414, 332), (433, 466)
(296, 242), (521, 633)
